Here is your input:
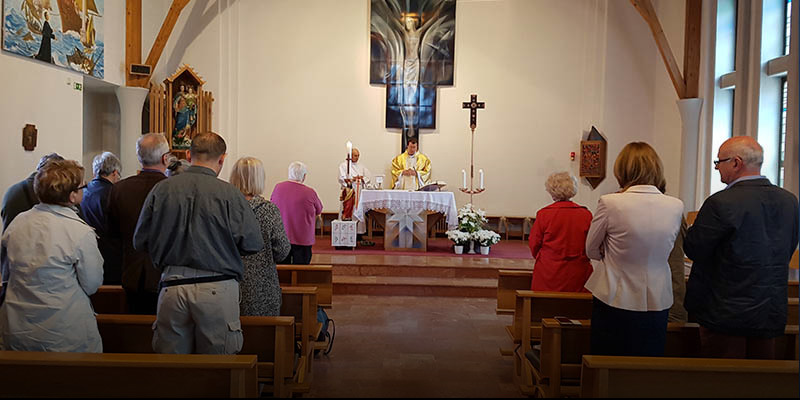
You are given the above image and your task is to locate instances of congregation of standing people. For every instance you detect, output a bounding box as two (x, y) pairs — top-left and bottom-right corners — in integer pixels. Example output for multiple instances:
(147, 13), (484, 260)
(0, 132), (795, 360)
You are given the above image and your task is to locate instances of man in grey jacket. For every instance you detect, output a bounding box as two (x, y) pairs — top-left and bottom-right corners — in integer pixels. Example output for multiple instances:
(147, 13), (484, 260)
(134, 132), (263, 354)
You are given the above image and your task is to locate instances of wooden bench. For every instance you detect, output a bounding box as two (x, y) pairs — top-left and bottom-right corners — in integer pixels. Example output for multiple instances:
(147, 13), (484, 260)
(506, 291), (593, 389)
(790, 281), (799, 298)
(503, 216), (528, 240)
(0, 350), (258, 398)
(525, 319), (799, 397)
(96, 314), (296, 397)
(277, 264), (333, 308)
(280, 286), (320, 393)
(580, 355), (799, 398)
(790, 298), (798, 325)
(319, 212), (339, 236)
(91, 285), (130, 314)
(496, 269), (532, 315)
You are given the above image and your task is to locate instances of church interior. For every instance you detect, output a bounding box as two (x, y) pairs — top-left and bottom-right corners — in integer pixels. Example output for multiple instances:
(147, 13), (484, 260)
(0, 0), (798, 397)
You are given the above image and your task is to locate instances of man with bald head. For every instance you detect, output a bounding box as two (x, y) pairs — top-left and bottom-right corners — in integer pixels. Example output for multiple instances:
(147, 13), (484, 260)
(684, 136), (798, 359)
(107, 133), (171, 314)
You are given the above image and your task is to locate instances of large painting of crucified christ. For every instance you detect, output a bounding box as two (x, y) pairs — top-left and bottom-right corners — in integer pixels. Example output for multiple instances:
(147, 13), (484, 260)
(370, 0), (456, 148)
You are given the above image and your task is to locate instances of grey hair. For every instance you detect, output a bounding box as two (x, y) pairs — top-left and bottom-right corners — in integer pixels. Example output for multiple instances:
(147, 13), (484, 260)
(728, 138), (764, 167)
(288, 161), (308, 182)
(92, 151), (121, 177)
(545, 172), (578, 201)
(136, 133), (170, 166)
(36, 153), (64, 171)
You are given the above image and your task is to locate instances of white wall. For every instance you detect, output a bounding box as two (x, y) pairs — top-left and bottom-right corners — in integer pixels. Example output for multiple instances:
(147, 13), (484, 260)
(168, 0), (685, 216)
(0, 55), (84, 194)
(2, 0), (689, 217)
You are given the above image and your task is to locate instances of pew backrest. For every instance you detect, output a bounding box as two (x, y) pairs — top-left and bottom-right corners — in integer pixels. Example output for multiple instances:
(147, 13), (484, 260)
(0, 350), (258, 398)
(96, 313), (296, 397)
(509, 290), (593, 344)
(580, 355), (799, 398)
(496, 270), (532, 315)
(277, 265), (333, 308)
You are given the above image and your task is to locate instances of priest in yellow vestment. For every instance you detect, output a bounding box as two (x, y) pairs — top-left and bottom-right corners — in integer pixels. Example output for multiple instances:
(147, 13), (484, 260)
(390, 137), (432, 190)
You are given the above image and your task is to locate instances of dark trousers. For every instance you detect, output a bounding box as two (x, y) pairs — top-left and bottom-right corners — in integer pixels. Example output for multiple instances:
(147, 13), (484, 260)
(281, 244), (312, 265)
(699, 326), (776, 359)
(126, 290), (159, 315)
(590, 297), (669, 357)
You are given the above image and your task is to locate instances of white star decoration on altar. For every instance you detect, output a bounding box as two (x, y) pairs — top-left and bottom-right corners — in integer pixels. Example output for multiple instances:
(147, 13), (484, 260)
(387, 209), (424, 233)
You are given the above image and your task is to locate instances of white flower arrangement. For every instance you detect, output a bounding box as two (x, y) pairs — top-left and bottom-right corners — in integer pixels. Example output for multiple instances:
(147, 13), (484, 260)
(473, 229), (501, 247)
(446, 230), (471, 246)
(457, 203), (488, 233)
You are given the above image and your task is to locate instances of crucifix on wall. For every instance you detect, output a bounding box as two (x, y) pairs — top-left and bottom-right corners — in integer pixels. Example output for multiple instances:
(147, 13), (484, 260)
(369, 0), (456, 150)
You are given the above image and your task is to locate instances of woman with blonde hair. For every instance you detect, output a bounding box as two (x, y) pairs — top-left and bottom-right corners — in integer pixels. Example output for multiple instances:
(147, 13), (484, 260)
(584, 142), (683, 356)
(529, 172), (592, 292)
(230, 157), (291, 316)
(0, 160), (104, 352)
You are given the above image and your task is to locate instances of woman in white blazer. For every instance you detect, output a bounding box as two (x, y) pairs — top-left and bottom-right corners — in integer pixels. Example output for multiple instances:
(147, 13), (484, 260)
(584, 142), (683, 356)
(0, 160), (104, 353)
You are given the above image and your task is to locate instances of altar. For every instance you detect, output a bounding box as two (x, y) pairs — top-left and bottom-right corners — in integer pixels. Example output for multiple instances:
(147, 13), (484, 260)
(353, 190), (458, 251)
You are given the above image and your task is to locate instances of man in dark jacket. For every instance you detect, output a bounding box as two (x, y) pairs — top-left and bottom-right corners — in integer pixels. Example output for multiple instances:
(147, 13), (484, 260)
(83, 151), (122, 284)
(684, 136), (799, 359)
(1, 153), (63, 231)
(107, 133), (169, 314)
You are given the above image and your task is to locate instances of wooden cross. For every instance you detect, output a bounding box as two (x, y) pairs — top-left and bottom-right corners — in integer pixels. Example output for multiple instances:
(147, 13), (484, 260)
(462, 94), (486, 130)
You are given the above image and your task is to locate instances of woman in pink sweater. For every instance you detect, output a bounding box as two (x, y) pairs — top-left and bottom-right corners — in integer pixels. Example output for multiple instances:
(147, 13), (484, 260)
(270, 161), (323, 264)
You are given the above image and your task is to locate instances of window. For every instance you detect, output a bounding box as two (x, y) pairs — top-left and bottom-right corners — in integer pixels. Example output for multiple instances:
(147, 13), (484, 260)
(759, 0), (792, 187)
(710, 0), (738, 194)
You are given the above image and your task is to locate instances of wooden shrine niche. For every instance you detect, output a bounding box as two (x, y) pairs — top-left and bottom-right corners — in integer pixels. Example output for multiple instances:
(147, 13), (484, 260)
(147, 65), (214, 159)
(580, 126), (607, 189)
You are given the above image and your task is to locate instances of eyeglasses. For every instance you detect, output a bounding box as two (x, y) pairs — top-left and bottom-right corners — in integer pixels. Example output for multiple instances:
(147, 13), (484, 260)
(75, 184), (88, 191)
(713, 157), (733, 166)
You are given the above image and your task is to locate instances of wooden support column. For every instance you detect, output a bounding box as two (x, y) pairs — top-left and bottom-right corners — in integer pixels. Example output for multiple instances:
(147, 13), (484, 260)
(683, 0), (703, 98)
(125, 0), (144, 87)
(630, 0), (687, 99)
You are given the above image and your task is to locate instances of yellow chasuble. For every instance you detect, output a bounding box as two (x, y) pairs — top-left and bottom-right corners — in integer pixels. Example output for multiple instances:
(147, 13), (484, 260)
(390, 151), (432, 190)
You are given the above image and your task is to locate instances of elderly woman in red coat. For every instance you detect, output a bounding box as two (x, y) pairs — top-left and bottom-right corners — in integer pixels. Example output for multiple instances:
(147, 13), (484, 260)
(529, 172), (593, 292)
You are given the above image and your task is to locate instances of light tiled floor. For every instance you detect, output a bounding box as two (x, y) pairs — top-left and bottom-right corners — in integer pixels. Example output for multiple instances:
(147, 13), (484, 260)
(308, 295), (524, 398)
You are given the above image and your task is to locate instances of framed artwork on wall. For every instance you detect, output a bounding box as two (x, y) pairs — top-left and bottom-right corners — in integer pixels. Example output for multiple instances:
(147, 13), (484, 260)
(2, 0), (104, 78)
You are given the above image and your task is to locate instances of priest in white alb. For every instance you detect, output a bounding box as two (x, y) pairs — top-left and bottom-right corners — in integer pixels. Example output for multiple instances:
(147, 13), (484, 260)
(339, 147), (371, 220)
(390, 137), (431, 190)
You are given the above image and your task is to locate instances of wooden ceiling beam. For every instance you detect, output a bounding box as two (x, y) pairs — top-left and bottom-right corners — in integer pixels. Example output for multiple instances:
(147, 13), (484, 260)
(630, 0), (687, 99)
(144, 0), (191, 79)
(683, 0), (703, 98)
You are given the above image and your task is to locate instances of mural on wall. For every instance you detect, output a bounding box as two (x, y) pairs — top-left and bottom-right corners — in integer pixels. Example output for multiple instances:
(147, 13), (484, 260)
(3, 0), (104, 78)
(370, 0), (455, 149)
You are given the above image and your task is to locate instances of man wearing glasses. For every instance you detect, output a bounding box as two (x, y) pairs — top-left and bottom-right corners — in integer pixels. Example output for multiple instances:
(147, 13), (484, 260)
(107, 133), (171, 314)
(684, 136), (798, 359)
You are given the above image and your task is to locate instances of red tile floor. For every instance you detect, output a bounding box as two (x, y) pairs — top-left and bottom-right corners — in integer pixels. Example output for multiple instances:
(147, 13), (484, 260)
(307, 295), (524, 398)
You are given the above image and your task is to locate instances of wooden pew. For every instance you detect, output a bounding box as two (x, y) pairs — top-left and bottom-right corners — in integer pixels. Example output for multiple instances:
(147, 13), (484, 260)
(496, 270), (532, 315)
(506, 291), (593, 391)
(0, 351), (258, 398)
(790, 297), (798, 325)
(580, 355), (799, 398)
(789, 281), (799, 298)
(96, 314), (296, 398)
(525, 319), (799, 397)
(277, 264), (333, 308)
(279, 286), (320, 393)
(91, 285), (130, 314)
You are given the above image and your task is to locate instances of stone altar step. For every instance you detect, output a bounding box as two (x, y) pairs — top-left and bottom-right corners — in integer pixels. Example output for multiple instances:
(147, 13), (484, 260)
(332, 275), (497, 298)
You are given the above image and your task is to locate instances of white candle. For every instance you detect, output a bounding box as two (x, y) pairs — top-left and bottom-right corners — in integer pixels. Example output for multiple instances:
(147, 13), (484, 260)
(346, 141), (352, 159)
(479, 169), (484, 189)
(462, 169), (467, 188)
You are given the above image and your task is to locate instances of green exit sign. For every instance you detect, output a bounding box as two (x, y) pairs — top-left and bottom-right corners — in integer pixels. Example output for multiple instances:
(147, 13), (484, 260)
(73, 82), (82, 91)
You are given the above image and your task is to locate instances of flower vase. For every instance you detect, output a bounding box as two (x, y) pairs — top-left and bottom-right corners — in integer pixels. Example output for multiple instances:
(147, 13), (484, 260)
(454, 245), (464, 255)
(480, 246), (490, 255)
(467, 240), (477, 254)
